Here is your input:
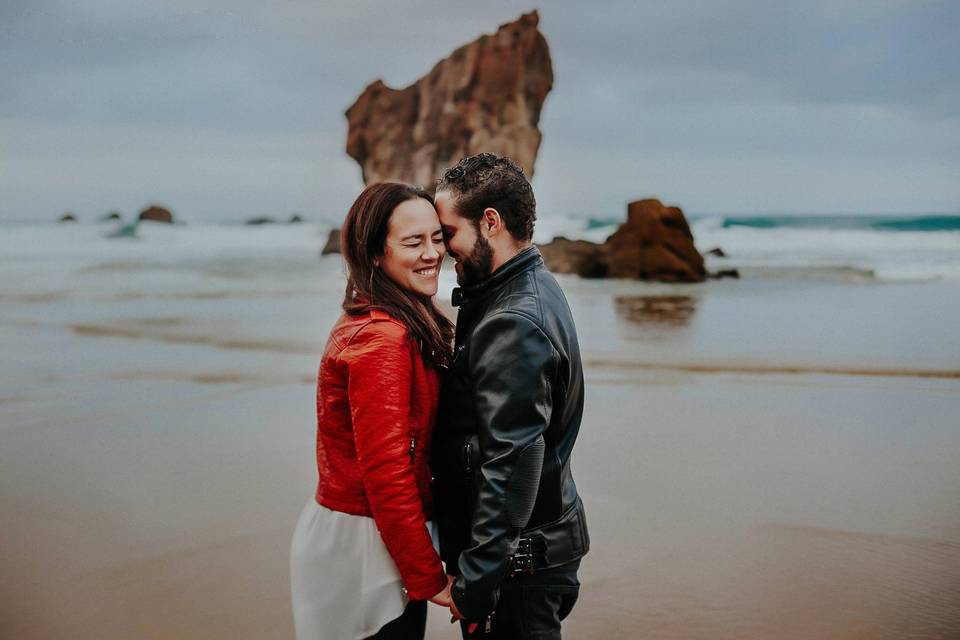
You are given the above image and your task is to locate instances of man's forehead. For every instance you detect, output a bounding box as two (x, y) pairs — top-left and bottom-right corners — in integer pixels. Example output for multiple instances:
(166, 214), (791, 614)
(435, 191), (463, 221)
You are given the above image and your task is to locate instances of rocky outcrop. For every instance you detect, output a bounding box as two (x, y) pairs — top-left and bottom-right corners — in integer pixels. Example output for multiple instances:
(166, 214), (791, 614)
(537, 237), (608, 278)
(607, 199), (705, 281)
(288, 214), (303, 224)
(345, 11), (553, 187)
(138, 205), (174, 224)
(246, 216), (276, 225)
(58, 213), (77, 223)
(321, 229), (341, 256)
(539, 199), (707, 283)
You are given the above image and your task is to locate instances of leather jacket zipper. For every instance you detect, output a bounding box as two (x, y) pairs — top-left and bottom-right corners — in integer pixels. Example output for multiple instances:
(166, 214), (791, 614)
(463, 441), (473, 499)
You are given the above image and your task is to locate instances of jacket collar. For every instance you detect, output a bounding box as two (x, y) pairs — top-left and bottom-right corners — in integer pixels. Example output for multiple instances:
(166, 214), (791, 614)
(451, 245), (542, 307)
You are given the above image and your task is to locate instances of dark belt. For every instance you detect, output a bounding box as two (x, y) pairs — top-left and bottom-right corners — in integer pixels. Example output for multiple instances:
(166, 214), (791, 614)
(507, 498), (589, 576)
(509, 535), (549, 574)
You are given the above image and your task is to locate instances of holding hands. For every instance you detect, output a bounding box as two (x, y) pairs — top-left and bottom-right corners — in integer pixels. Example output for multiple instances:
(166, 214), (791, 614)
(429, 576), (478, 634)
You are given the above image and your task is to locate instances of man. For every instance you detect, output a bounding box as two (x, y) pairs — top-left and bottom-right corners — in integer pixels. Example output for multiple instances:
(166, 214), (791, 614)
(431, 153), (589, 639)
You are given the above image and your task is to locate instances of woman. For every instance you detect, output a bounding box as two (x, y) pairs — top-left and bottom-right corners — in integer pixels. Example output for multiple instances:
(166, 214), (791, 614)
(291, 183), (454, 639)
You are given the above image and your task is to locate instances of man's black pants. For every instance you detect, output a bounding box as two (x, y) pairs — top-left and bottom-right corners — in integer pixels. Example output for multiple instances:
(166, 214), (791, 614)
(459, 560), (581, 640)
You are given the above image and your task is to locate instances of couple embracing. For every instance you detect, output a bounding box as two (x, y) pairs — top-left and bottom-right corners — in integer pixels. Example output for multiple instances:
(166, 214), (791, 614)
(291, 153), (589, 640)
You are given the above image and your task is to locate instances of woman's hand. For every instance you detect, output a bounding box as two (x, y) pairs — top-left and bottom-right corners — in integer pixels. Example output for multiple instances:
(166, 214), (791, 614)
(428, 575), (454, 607)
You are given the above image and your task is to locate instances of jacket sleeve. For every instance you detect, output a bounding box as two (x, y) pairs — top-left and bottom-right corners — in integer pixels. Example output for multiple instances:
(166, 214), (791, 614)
(345, 321), (447, 601)
(451, 312), (557, 621)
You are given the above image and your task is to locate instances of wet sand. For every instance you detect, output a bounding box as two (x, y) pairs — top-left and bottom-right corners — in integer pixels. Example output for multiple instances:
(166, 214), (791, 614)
(2, 269), (960, 638)
(2, 365), (959, 638)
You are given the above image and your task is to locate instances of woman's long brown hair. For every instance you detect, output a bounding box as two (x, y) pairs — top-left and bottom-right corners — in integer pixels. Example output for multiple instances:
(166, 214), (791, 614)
(340, 183), (453, 368)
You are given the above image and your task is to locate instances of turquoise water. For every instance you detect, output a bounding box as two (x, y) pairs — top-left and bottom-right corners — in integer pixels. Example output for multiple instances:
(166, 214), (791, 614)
(717, 214), (960, 232)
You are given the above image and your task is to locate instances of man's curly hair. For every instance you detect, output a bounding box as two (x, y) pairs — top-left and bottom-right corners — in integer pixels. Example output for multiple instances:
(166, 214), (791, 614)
(436, 153), (536, 242)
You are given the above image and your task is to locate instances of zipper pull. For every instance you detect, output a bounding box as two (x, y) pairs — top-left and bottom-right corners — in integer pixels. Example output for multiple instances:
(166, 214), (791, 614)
(409, 437), (416, 464)
(484, 611), (493, 634)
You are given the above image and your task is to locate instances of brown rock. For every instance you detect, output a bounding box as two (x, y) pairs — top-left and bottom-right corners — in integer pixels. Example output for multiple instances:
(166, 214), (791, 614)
(321, 228), (341, 256)
(538, 237), (608, 278)
(540, 198), (706, 283)
(138, 205), (174, 224)
(606, 199), (705, 282)
(709, 268), (740, 279)
(345, 11), (553, 187)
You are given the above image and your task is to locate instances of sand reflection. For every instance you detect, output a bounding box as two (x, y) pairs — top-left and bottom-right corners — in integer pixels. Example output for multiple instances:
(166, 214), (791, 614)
(614, 295), (698, 327)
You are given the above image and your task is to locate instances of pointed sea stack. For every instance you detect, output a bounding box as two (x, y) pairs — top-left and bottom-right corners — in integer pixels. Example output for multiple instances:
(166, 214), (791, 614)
(345, 11), (553, 187)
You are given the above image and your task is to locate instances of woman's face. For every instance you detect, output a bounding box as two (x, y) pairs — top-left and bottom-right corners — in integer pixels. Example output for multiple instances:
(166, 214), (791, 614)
(379, 197), (445, 297)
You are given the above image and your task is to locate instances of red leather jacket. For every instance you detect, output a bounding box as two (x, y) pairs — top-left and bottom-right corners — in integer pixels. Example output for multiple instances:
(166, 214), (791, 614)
(314, 309), (446, 600)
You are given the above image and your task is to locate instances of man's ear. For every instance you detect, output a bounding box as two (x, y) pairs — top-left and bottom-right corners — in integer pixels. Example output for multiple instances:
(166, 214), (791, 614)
(480, 207), (503, 238)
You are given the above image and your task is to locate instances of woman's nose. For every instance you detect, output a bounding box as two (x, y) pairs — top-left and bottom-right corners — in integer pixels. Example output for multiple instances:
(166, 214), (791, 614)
(422, 241), (440, 261)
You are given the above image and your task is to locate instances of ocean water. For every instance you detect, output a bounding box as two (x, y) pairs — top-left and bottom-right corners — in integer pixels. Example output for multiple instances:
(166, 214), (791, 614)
(538, 212), (960, 282)
(3, 212), (959, 290)
(2, 214), (959, 384)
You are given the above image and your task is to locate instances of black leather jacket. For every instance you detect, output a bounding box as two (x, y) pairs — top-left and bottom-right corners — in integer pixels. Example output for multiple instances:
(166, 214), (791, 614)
(432, 246), (589, 621)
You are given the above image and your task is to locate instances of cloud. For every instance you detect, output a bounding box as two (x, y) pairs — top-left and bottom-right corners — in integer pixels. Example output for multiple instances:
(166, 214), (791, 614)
(1, 1), (958, 220)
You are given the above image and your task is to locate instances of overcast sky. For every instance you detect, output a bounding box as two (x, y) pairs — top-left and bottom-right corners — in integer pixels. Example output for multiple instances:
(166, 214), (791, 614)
(1, 0), (958, 222)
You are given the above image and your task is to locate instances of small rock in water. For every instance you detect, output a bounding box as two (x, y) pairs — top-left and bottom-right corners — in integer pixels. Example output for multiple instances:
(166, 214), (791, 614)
(706, 247), (727, 257)
(288, 214), (303, 224)
(246, 216), (276, 225)
(58, 213), (77, 223)
(321, 229), (341, 256)
(709, 269), (740, 279)
(139, 206), (174, 224)
(538, 237), (607, 278)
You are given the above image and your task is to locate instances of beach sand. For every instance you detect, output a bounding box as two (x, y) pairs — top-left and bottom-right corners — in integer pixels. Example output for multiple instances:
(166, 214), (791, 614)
(2, 256), (960, 638)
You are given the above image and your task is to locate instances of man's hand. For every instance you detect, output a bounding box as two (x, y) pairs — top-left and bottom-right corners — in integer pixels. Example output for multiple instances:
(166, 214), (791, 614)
(449, 593), (478, 634)
(428, 575), (455, 607)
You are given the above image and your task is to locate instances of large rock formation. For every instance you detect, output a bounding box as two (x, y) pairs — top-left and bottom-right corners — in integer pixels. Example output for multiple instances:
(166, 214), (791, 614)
(345, 11), (553, 187)
(539, 199), (708, 283)
(607, 199), (705, 281)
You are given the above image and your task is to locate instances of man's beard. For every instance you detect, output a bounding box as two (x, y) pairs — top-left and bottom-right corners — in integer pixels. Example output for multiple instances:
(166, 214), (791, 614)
(456, 233), (494, 286)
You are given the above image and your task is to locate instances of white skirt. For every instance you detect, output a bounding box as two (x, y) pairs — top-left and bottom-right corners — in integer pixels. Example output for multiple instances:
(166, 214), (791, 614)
(290, 499), (438, 640)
